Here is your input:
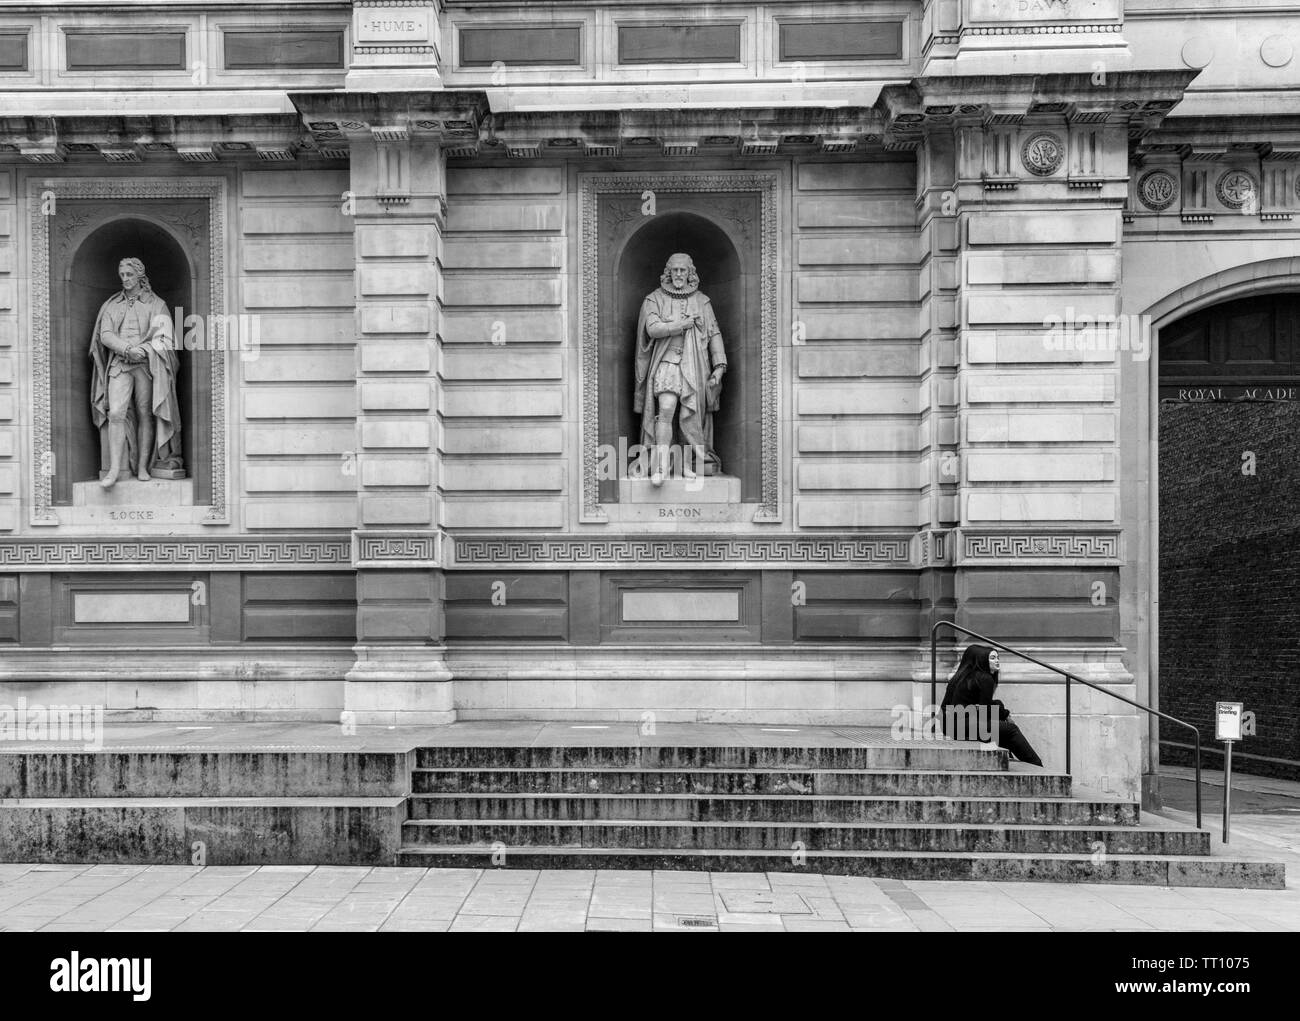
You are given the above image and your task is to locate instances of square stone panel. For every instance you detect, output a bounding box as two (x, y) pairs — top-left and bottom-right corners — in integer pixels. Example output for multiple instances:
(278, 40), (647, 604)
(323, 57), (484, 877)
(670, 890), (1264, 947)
(718, 891), (812, 915)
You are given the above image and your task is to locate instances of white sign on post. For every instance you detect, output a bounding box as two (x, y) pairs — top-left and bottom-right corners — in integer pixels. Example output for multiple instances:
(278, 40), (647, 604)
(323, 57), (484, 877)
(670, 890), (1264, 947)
(1216, 701), (1243, 742)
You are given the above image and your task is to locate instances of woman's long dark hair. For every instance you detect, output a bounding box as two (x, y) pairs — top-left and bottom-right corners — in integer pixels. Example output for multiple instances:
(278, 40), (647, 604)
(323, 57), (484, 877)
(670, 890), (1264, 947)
(940, 644), (998, 707)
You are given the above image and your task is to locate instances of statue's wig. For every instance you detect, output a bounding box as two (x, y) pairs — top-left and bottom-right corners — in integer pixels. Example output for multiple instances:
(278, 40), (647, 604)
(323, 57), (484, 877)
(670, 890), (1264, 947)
(118, 257), (152, 294)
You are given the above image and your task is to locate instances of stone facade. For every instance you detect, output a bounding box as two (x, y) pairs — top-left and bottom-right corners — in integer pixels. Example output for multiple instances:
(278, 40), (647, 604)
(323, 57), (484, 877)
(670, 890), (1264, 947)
(1, 0), (1298, 799)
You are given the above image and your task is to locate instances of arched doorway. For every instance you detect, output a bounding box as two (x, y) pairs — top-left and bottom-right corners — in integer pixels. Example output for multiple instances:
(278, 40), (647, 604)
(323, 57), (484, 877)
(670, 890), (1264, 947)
(52, 216), (204, 505)
(1158, 292), (1300, 780)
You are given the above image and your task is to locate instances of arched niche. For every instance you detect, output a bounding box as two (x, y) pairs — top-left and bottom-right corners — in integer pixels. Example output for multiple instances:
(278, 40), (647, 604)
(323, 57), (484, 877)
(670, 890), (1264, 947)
(54, 218), (204, 504)
(600, 210), (759, 503)
(29, 178), (226, 525)
(582, 173), (779, 521)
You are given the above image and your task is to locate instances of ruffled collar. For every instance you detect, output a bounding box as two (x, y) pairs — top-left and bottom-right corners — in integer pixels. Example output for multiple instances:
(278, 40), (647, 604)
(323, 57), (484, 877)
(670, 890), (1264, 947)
(659, 283), (698, 298)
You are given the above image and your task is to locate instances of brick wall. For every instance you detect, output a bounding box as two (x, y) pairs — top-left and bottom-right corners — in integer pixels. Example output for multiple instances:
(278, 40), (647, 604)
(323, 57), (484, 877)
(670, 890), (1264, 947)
(1159, 401), (1300, 778)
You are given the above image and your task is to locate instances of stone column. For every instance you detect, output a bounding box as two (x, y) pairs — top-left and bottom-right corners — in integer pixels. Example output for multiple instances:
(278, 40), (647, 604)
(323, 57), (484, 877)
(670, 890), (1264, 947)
(343, 123), (453, 725)
(914, 123), (960, 643)
(881, 72), (1194, 795)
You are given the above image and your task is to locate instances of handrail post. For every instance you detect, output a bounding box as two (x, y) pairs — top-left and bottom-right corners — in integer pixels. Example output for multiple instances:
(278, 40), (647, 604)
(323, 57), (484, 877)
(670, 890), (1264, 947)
(930, 625), (938, 714)
(1194, 728), (1202, 830)
(1065, 673), (1071, 777)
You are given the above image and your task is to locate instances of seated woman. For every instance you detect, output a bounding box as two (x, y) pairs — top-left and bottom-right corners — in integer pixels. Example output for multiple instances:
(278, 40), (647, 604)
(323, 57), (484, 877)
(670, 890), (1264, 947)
(940, 644), (1043, 767)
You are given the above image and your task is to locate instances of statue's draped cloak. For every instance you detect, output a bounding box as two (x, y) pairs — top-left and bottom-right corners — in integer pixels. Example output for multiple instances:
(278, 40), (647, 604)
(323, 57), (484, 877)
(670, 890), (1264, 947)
(89, 290), (184, 474)
(633, 287), (726, 471)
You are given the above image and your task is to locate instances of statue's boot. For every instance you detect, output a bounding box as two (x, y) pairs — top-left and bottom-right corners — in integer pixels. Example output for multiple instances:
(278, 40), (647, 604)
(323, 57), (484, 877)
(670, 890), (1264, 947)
(681, 442), (700, 479)
(100, 419), (126, 488)
(136, 417), (154, 482)
(651, 416), (673, 486)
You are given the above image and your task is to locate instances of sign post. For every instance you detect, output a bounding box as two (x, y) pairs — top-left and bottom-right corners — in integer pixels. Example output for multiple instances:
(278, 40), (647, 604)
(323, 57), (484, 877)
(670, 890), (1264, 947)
(1215, 702), (1243, 844)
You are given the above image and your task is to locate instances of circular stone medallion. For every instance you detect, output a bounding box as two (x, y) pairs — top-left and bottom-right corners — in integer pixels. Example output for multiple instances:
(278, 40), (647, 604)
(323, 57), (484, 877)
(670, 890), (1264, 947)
(1217, 170), (1257, 210)
(1138, 170), (1178, 211)
(1261, 35), (1293, 68)
(1021, 132), (1064, 176)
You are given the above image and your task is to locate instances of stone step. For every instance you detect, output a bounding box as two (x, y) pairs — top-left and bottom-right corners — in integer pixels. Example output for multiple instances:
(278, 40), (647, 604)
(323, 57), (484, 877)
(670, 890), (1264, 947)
(408, 792), (1136, 825)
(400, 819), (1209, 855)
(0, 798), (404, 865)
(414, 745), (1008, 771)
(0, 750), (412, 799)
(412, 766), (1072, 797)
(393, 845), (1284, 889)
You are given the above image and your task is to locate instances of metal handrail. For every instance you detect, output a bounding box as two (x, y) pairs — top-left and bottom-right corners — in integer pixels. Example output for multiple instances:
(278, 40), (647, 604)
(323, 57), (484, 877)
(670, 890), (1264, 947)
(930, 621), (1203, 830)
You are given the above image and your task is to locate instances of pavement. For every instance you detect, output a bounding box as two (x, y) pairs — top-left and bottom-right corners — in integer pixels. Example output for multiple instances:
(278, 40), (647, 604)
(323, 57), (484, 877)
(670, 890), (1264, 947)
(1, 862), (1298, 932)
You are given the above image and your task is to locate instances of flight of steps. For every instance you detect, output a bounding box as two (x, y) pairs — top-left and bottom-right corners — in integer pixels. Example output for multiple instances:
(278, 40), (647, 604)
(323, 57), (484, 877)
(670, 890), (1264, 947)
(396, 740), (1285, 888)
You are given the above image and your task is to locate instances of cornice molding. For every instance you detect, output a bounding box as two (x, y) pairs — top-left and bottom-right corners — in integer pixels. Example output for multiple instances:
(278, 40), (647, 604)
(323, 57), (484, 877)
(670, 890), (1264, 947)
(876, 70), (1202, 148)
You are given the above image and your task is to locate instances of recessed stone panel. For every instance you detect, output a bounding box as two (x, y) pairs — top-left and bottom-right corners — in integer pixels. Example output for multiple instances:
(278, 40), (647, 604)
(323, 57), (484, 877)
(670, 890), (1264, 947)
(622, 590), (741, 622)
(459, 25), (583, 66)
(0, 32), (27, 71)
(223, 30), (345, 69)
(617, 23), (742, 64)
(65, 31), (186, 70)
(778, 18), (904, 60)
(73, 592), (192, 624)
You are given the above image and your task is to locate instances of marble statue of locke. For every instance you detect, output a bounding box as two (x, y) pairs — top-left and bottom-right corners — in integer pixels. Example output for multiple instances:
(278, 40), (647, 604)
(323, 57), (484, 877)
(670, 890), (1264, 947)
(633, 253), (727, 485)
(89, 257), (184, 488)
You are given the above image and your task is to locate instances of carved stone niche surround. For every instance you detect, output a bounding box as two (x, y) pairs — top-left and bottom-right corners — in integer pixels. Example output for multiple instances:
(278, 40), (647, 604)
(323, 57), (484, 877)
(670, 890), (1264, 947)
(578, 171), (781, 524)
(28, 177), (228, 526)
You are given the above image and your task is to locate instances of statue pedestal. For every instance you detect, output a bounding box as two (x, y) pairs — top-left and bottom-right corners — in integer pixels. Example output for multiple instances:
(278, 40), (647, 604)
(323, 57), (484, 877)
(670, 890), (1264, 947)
(72, 479), (194, 507)
(618, 475), (741, 505)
